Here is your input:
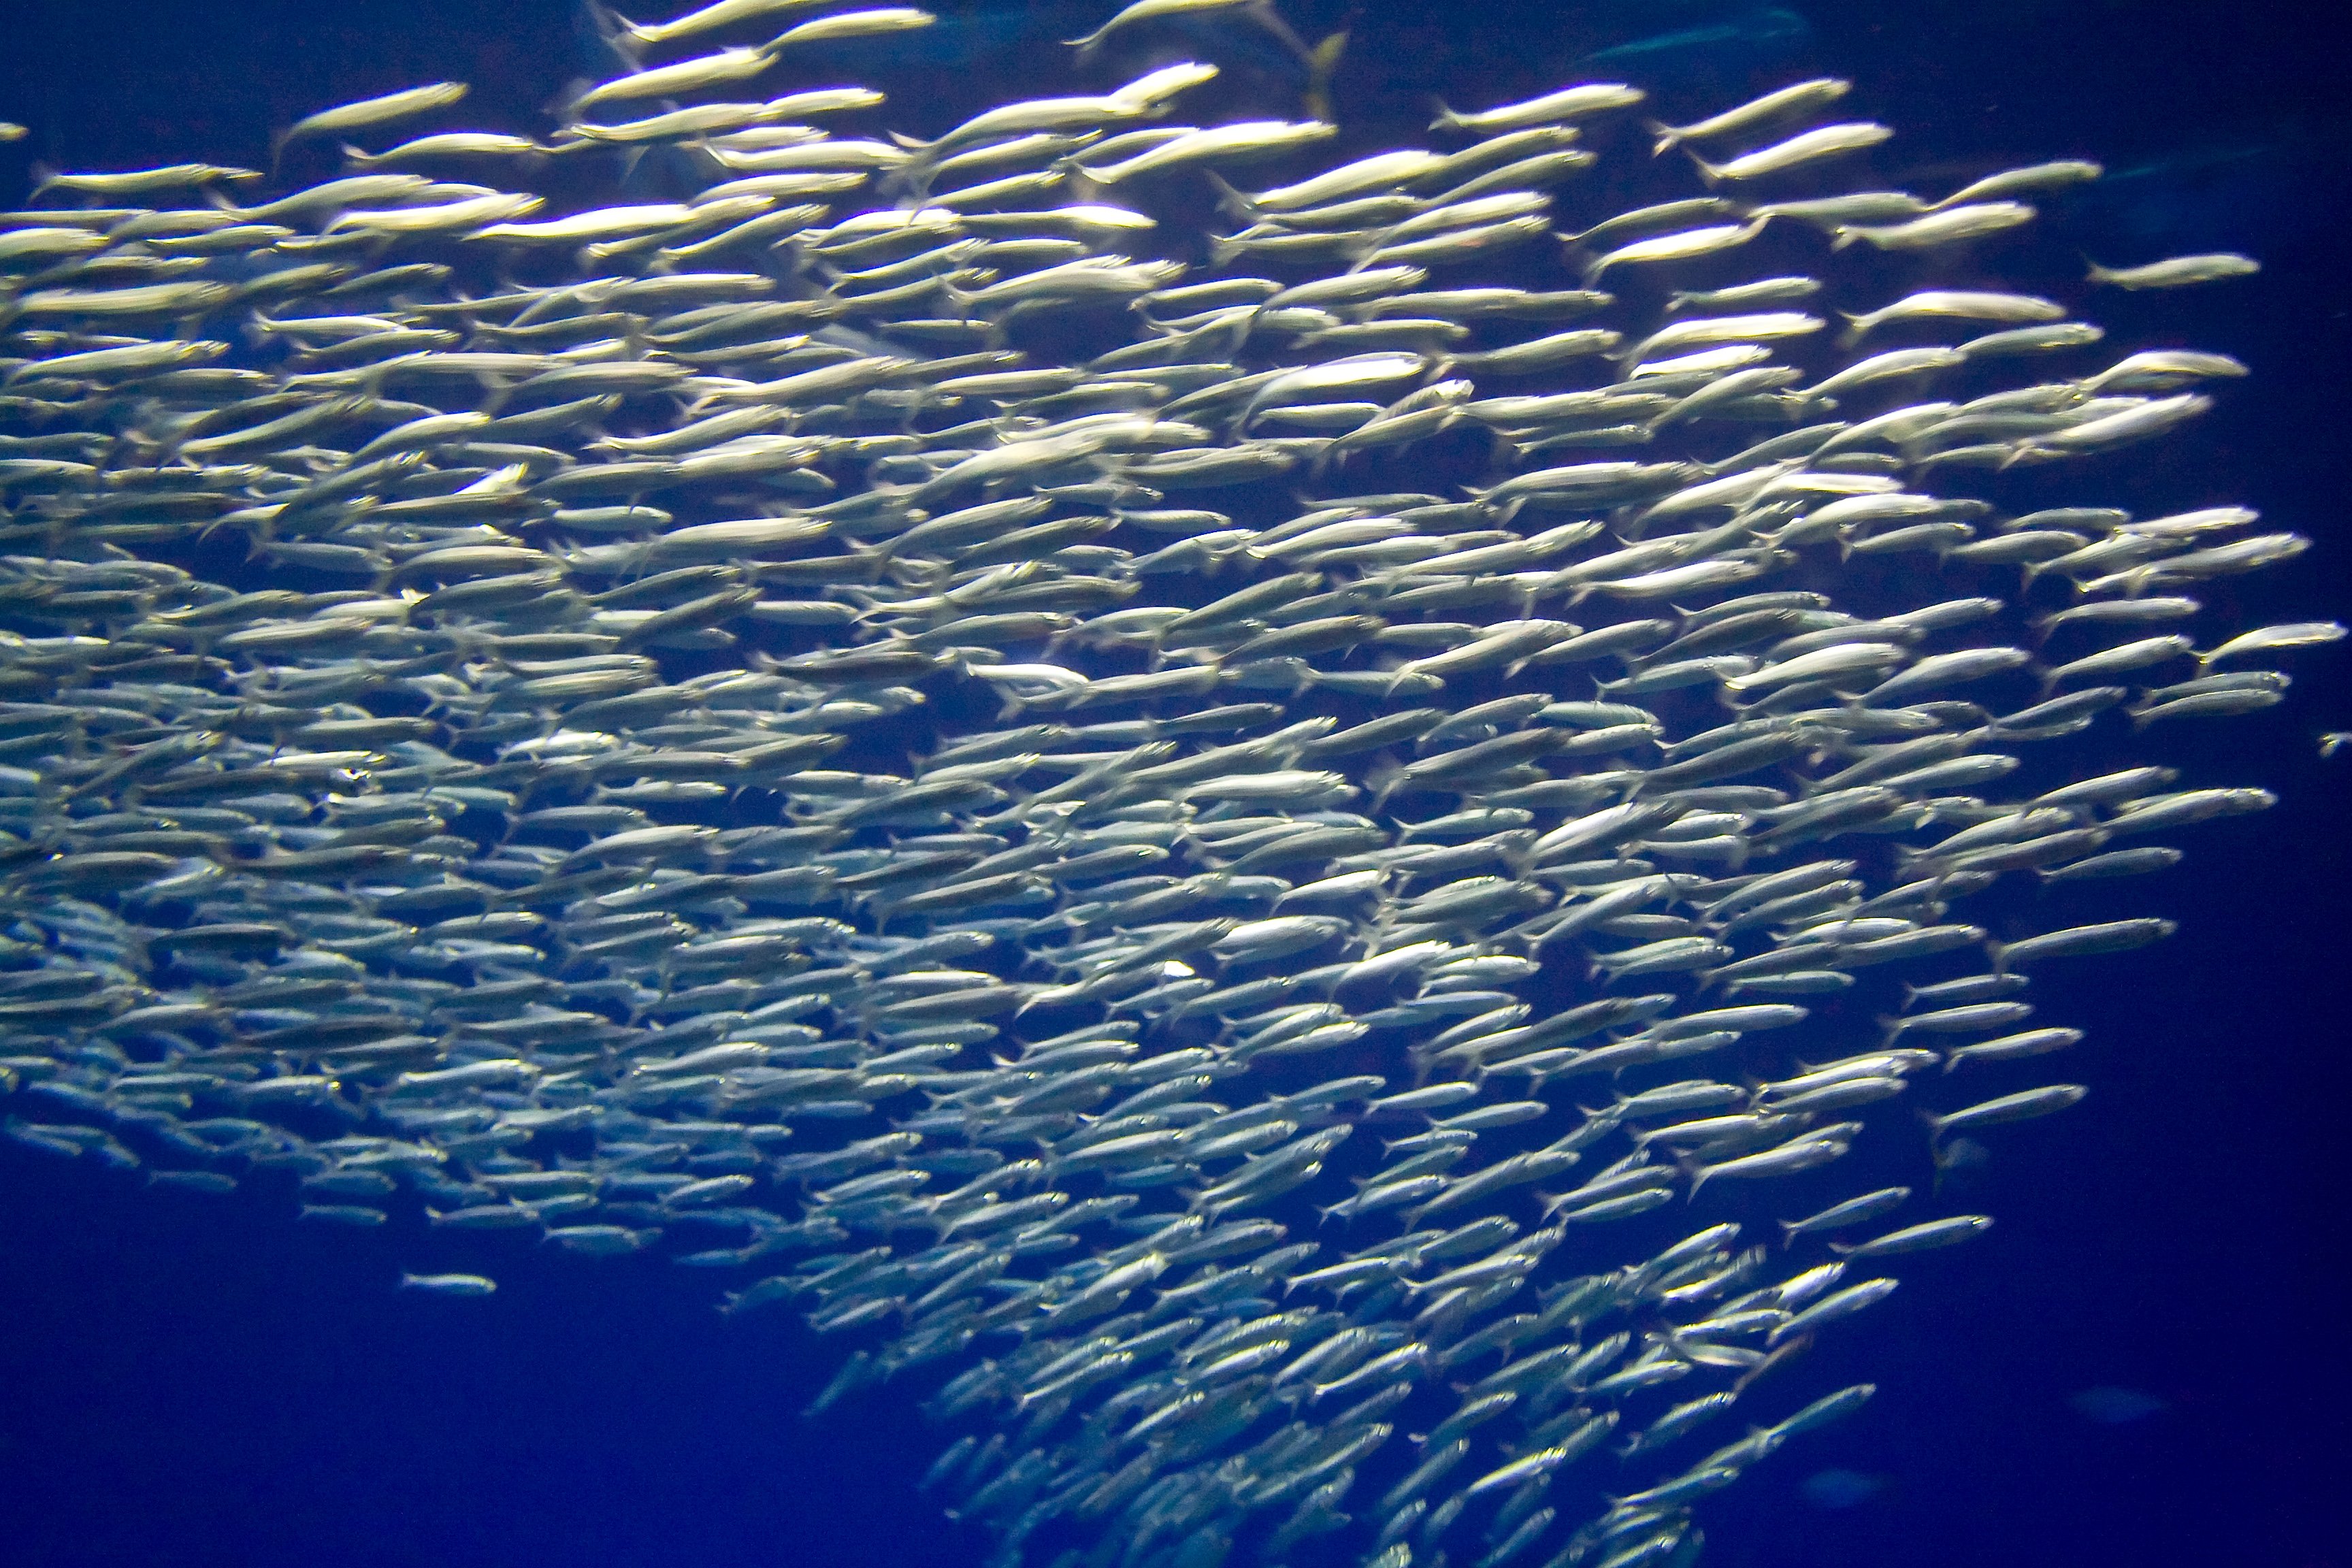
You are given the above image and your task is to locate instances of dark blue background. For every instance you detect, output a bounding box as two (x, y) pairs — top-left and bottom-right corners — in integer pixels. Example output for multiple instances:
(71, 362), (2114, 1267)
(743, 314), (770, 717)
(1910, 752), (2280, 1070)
(2, 3), (2347, 1565)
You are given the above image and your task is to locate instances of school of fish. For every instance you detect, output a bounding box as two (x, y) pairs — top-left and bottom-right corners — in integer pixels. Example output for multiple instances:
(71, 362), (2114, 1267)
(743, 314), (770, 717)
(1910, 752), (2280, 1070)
(0, 3), (2322, 1566)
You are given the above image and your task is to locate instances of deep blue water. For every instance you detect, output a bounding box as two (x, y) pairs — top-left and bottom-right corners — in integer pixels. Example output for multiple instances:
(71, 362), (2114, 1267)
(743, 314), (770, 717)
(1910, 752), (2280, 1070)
(1, 2), (2347, 1565)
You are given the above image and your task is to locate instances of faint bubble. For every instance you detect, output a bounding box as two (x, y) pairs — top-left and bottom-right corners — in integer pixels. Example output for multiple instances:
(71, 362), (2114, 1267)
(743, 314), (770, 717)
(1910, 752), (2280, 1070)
(1932, 1134), (1993, 1194)
(1938, 1136), (1992, 1172)
(1800, 1469), (1889, 1509)
(2069, 1386), (2169, 1424)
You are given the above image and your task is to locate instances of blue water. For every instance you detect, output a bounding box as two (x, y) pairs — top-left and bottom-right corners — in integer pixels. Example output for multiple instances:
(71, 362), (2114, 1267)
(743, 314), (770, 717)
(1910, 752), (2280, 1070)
(1, 2), (2347, 1565)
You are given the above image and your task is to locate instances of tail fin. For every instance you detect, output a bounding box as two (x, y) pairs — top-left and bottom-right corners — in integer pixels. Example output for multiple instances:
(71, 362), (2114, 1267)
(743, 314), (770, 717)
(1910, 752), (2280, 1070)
(1682, 1154), (1712, 1199)
(545, 77), (596, 122)
(584, 0), (644, 67)
(1303, 29), (1351, 122)
(1203, 169), (1256, 220)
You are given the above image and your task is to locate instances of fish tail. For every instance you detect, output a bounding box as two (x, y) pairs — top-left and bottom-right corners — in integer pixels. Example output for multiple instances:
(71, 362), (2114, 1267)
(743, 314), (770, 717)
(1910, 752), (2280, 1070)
(1304, 29), (1350, 123)
(1645, 122), (1680, 157)
(587, 1), (646, 64)
(1685, 148), (1725, 186)
(1202, 169), (1256, 220)
(1241, 0), (1316, 66)
(1428, 101), (1465, 133)
(545, 76), (598, 122)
